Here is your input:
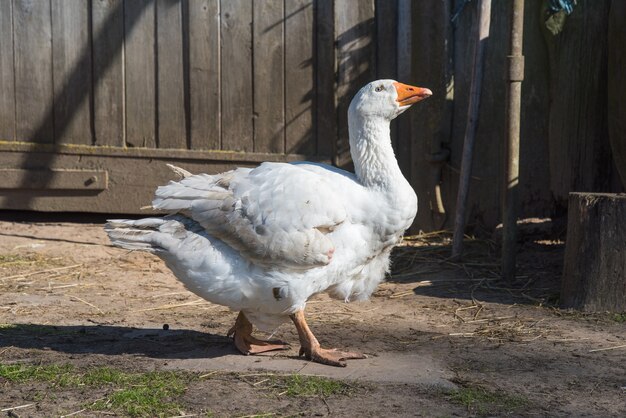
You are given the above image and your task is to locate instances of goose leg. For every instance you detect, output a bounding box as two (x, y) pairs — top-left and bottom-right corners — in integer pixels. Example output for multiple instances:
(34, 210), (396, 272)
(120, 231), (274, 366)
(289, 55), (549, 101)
(290, 309), (367, 367)
(227, 311), (289, 355)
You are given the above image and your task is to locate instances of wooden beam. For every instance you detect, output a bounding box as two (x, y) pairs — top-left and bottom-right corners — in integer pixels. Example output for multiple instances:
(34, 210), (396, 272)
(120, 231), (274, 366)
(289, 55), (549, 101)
(0, 141), (328, 163)
(0, 169), (107, 190)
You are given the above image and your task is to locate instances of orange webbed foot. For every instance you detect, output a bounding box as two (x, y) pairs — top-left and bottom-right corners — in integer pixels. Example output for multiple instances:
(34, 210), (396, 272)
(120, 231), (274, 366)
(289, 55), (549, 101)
(290, 309), (367, 367)
(299, 345), (367, 367)
(228, 312), (290, 355)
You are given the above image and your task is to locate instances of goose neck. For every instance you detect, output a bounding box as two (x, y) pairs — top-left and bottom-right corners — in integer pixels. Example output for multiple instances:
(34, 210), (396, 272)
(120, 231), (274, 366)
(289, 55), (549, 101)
(349, 115), (406, 189)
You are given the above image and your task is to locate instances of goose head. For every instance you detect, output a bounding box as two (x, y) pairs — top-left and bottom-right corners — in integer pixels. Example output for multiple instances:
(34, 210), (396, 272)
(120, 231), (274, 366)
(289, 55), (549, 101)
(348, 79), (432, 121)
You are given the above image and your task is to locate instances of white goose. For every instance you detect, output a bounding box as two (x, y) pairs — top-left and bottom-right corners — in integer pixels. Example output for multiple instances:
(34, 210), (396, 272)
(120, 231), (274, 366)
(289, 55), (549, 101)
(105, 80), (432, 367)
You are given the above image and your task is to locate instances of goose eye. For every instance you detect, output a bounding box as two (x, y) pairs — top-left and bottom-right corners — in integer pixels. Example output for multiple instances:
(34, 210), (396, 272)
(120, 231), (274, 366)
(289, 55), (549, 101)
(375, 85), (384, 92)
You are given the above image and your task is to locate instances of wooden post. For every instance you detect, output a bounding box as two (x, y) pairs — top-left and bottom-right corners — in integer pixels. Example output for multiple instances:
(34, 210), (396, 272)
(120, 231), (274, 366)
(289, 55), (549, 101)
(561, 193), (626, 312)
(502, 0), (525, 282)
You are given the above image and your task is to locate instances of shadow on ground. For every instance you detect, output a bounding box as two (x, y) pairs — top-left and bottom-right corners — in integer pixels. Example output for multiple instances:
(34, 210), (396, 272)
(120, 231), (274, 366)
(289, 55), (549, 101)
(388, 232), (565, 306)
(0, 324), (235, 359)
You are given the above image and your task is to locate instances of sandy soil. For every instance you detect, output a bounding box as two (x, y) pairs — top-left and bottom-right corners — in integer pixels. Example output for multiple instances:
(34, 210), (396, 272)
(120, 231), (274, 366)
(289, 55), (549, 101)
(0, 217), (624, 417)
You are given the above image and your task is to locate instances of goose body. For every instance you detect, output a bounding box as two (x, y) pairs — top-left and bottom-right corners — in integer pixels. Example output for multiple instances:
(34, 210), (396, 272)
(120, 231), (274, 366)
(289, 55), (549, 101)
(106, 80), (432, 366)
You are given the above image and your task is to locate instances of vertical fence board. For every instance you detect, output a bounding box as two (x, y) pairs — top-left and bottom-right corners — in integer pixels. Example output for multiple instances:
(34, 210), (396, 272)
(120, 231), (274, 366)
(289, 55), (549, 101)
(189, 0), (220, 150)
(518, 0), (552, 217)
(220, 0), (253, 152)
(125, 0), (156, 148)
(334, 0), (375, 166)
(253, 0), (284, 153)
(375, 0), (396, 79)
(410, 0), (453, 231)
(546, 0), (612, 205)
(51, 0), (92, 145)
(395, 0), (412, 179)
(156, 0), (186, 149)
(92, 0), (124, 147)
(285, 0), (315, 155)
(375, 0), (398, 157)
(448, 0), (476, 228)
(14, 0), (53, 143)
(608, 0), (626, 188)
(315, 0), (335, 158)
(0, 0), (15, 141)
(470, 0), (508, 229)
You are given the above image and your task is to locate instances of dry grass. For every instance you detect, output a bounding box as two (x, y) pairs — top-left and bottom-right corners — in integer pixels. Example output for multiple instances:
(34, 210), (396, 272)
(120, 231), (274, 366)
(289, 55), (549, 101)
(387, 230), (563, 309)
(444, 299), (546, 343)
(391, 231), (500, 282)
(1, 256), (104, 297)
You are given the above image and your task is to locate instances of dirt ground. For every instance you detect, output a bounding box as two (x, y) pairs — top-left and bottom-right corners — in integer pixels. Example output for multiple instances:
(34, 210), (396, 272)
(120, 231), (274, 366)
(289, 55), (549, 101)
(0, 216), (624, 417)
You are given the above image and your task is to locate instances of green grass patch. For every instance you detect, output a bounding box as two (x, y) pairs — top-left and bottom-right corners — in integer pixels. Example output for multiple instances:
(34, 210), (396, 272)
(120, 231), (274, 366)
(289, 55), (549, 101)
(447, 386), (529, 416)
(0, 363), (79, 386)
(87, 368), (187, 417)
(612, 313), (626, 323)
(271, 374), (353, 397)
(0, 363), (190, 417)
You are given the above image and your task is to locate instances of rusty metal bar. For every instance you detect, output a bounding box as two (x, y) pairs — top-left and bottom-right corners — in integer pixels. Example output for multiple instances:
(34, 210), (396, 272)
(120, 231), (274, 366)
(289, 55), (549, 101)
(502, 0), (525, 282)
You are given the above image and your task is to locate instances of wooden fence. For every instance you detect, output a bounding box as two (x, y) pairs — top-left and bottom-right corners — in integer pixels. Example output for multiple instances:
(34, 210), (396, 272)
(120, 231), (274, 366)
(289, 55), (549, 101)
(0, 0), (329, 153)
(0, 0), (622, 232)
(0, 0), (343, 213)
(405, 0), (623, 231)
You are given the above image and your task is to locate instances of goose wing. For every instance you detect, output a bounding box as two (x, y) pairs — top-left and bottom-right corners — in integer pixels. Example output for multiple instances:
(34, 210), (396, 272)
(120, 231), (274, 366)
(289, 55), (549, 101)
(152, 162), (354, 270)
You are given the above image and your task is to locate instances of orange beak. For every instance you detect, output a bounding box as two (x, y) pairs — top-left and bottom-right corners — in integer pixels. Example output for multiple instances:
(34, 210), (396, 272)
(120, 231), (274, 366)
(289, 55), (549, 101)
(393, 82), (433, 106)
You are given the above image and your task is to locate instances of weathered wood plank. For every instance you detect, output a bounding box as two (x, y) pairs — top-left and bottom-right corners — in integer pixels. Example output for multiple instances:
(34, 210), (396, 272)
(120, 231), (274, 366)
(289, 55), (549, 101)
(13, 0), (54, 143)
(0, 150), (326, 213)
(410, 0), (454, 231)
(92, 0), (125, 147)
(546, 0), (613, 204)
(220, 0), (253, 152)
(188, 0), (220, 150)
(315, 0), (335, 158)
(517, 0), (552, 217)
(285, 0), (314, 155)
(0, 140), (329, 163)
(156, 0), (186, 149)
(608, 1), (626, 188)
(445, 0), (509, 231)
(395, 0), (413, 182)
(0, 152), (254, 213)
(561, 193), (626, 312)
(375, 0), (397, 79)
(124, 0), (156, 148)
(467, 0), (508, 230)
(0, 168), (107, 190)
(51, 0), (92, 145)
(253, 0), (284, 154)
(0, 0), (15, 141)
(447, 0), (477, 230)
(334, 0), (375, 166)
